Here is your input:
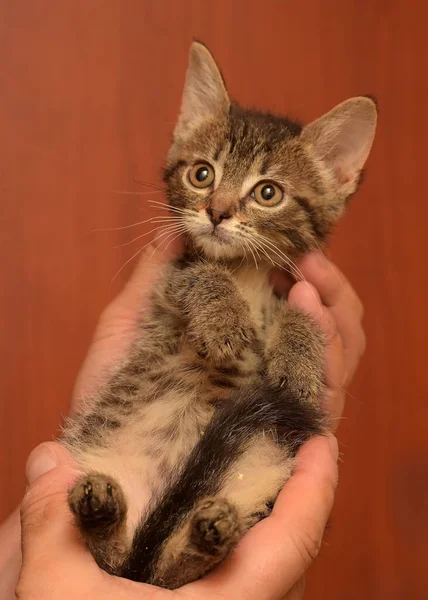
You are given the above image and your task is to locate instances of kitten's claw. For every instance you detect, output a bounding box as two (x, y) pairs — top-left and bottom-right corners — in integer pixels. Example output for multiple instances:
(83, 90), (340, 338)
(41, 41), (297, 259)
(69, 473), (126, 529)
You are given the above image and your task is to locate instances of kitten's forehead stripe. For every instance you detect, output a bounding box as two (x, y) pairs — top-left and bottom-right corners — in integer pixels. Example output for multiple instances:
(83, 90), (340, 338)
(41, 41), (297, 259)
(213, 143), (223, 162)
(260, 156), (271, 176)
(222, 106), (305, 192)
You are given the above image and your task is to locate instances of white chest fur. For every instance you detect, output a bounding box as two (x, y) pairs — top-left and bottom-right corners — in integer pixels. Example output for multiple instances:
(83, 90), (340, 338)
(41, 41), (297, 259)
(233, 264), (275, 327)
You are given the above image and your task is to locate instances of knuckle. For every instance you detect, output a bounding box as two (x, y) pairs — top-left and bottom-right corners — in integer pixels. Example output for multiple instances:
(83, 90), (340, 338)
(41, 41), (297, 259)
(21, 486), (67, 535)
(96, 304), (136, 336)
(290, 525), (323, 567)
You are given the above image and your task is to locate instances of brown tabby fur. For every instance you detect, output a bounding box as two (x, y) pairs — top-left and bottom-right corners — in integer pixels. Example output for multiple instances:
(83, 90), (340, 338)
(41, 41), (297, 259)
(63, 42), (377, 588)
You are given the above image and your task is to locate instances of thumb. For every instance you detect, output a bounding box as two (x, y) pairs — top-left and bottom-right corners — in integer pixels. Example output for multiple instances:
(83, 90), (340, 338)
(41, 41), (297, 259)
(20, 442), (84, 567)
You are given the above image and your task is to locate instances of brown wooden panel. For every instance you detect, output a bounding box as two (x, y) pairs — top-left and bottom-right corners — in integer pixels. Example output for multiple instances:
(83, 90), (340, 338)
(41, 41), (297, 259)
(1, 1), (427, 598)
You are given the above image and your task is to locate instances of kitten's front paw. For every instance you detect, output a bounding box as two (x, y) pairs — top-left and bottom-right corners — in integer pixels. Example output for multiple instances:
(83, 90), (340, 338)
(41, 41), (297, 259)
(190, 497), (241, 556)
(188, 309), (256, 364)
(266, 310), (324, 405)
(69, 473), (126, 532)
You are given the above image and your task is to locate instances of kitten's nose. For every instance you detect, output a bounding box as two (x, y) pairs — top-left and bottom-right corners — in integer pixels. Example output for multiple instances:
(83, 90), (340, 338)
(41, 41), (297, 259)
(206, 207), (231, 227)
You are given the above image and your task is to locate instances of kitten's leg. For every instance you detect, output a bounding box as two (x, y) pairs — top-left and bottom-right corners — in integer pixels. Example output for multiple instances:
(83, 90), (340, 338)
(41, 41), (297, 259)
(150, 497), (242, 589)
(68, 473), (128, 573)
(166, 262), (257, 363)
(149, 440), (288, 589)
(265, 304), (324, 405)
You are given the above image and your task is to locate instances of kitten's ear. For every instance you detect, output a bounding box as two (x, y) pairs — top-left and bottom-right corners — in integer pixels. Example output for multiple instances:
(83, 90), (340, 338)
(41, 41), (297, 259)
(301, 97), (377, 195)
(175, 42), (230, 136)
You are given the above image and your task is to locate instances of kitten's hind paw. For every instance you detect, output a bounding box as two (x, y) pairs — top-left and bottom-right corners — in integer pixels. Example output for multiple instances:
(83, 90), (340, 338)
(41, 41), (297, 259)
(68, 473), (127, 533)
(190, 497), (241, 557)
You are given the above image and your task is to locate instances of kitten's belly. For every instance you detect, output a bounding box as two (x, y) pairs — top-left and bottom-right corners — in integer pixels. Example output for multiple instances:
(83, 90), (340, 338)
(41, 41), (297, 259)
(67, 346), (262, 540)
(72, 394), (207, 540)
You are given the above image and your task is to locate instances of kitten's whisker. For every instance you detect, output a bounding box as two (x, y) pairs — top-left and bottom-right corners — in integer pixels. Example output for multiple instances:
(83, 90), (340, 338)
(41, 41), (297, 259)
(148, 200), (192, 215)
(248, 239), (263, 266)
(114, 222), (184, 248)
(132, 178), (165, 191)
(254, 243), (297, 280)
(111, 246), (146, 283)
(232, 243), (248, 273)
(253, 234), (301, 279)
(112, 190), (164, 196)
(150, 227), (187, 259)
(255, 239), (318, 307)
(250, 237), (296, 278)
(93, 216), (177, 233)
(162, 229), (188, 254)
(138, 227), (185, 256)
(111, 224), (186, 282)
(150, 217), (186, 222)
(245, 240), (259, 270)
(238, 246), (248, 270)
(257, 237), (323, 312)
(251, 241), (276, 269)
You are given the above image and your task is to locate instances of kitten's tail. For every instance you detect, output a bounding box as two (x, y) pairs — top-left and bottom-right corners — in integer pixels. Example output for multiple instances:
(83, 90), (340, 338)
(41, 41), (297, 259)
(122, 384), (325, 583)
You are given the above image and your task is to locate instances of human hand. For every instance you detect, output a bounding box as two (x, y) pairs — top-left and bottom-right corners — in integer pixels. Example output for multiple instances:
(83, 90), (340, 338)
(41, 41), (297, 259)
(16, 432), (337, 600)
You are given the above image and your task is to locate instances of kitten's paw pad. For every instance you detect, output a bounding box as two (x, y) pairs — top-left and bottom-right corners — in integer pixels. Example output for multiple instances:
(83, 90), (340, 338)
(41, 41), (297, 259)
(190, 497), (241, 556)
(68, 474), (126, 529)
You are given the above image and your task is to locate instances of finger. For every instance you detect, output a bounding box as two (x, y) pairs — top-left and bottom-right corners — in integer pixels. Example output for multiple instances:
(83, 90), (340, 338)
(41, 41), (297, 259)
(183, 436), (338, 600)
(72, 233), (185, 404)
(297, 252), (362, 316)
(297, 252), (365, 385)
(20, 443), (87, 568)
(288, 282), (345, 424)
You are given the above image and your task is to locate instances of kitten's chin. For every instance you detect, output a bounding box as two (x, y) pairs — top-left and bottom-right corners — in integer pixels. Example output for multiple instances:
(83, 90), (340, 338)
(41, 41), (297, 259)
(191, 232), (243, 261)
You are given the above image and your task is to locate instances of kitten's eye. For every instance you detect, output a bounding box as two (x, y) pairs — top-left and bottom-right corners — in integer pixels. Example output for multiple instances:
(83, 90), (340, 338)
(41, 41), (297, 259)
(188, 163), (215, 189)
(251, 182), (284, 207)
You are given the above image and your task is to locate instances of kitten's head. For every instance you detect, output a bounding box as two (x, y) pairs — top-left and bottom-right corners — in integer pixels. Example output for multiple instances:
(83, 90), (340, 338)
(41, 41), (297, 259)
(163, 42), (377, 264)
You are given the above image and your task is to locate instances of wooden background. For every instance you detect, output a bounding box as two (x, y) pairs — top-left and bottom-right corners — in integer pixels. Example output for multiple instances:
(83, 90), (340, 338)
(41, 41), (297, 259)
(1, 1), (427, 598)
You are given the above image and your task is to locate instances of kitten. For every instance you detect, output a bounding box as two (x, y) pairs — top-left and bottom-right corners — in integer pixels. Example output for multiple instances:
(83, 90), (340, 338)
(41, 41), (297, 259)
(63, 42), (377, 588)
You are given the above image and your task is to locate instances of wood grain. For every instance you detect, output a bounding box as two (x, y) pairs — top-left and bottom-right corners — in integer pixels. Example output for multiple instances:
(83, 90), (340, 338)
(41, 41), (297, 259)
(1, 1), (427, 598)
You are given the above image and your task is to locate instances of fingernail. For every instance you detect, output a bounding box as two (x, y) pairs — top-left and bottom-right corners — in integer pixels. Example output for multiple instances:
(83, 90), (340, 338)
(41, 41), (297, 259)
(26, 444), (58, 485)
(327, 435), (339, 462)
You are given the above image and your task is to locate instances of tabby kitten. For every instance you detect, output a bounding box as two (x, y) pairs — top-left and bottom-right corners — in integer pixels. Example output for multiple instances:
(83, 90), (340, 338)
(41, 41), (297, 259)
(63, 42), (377, 588)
